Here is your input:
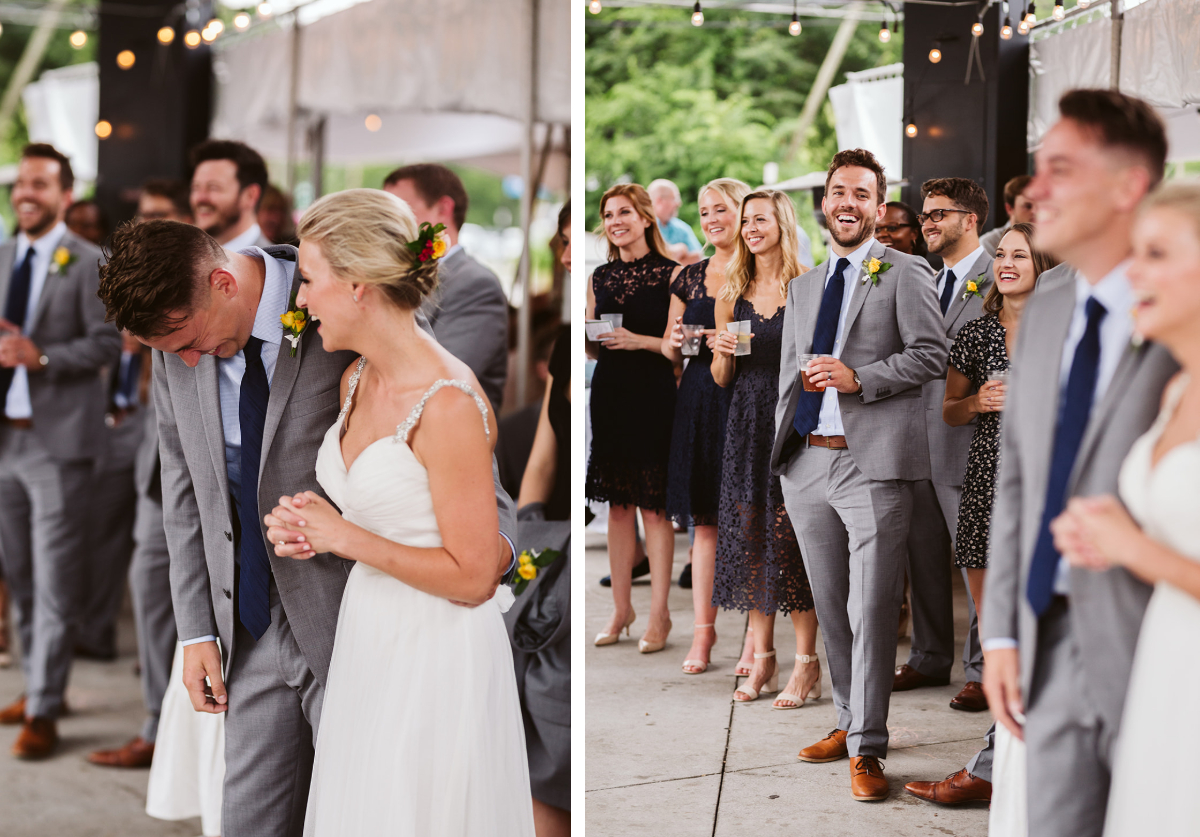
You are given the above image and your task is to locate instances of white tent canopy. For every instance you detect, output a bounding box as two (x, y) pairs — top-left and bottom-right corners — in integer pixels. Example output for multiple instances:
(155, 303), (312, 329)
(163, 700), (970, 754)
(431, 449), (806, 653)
(22, 61), (98, 183)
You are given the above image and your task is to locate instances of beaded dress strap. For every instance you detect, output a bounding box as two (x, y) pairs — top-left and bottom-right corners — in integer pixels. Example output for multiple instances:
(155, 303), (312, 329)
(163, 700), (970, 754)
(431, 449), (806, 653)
(336, 356), (367, 427)
(396, 379), (490, 445)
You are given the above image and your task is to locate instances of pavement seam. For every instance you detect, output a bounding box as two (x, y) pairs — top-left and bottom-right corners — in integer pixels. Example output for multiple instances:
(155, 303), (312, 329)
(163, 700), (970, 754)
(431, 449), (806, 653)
(711, 689), (736, 837)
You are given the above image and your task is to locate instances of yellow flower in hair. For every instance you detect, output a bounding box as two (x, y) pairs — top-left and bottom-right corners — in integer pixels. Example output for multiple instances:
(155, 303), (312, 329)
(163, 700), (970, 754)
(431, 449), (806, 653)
(518, 563), (537, 581)
(431, 238), (447, 259)
(281, 311), (296, 329)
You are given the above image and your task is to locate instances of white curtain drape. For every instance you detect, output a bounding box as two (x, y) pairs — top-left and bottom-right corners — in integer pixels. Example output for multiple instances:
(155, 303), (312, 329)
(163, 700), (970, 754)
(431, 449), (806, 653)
(829, 63), (904, 181)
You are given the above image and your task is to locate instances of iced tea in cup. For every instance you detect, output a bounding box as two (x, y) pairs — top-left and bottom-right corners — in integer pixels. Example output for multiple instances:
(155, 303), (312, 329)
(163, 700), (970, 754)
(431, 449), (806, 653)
(727, 320), (752, 356)
(800, 353), (830, 392)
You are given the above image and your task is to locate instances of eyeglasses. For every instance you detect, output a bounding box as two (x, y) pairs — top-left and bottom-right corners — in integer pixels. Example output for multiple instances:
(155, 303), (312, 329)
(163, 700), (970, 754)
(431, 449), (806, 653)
(917, 208), (972, 225)
(876, 224), (914, 234)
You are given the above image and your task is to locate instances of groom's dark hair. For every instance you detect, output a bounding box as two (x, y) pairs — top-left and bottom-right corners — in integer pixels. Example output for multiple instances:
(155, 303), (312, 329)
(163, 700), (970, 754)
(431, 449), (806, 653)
(98, 220), (227, 338)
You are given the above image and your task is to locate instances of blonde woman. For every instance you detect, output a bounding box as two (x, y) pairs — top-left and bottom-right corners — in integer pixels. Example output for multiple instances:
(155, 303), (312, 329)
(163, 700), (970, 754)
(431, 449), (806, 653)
(264, 189), (534, 835)
(710, 190), (820, 708)
(660, 178), (750, 675)
(586, 183), (680, 653)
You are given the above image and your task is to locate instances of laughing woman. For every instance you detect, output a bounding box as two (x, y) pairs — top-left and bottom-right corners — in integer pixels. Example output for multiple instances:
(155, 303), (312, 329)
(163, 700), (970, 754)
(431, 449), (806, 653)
(587, 184), (680, 654)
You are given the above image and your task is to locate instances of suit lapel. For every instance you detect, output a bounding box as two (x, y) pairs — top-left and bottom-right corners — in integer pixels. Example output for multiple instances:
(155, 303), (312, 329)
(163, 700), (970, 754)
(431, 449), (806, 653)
(0, 241), (15, 315)
(1069, 341), (1143, 493)
(1026, 283), (1076, 468)
(29, 238), (70, 333)
(841, 241), (883, 338)
(196, 356), (231, 506)
(260, 273), (304, 469)
(801, 261), (827, 352)
(943, 253), (991, 332)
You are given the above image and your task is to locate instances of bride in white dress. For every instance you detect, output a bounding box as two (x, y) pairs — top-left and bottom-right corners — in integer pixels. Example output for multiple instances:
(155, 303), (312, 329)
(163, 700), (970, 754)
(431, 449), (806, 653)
(263, 189), (534, 836)
(1052, 182), (1200, 837)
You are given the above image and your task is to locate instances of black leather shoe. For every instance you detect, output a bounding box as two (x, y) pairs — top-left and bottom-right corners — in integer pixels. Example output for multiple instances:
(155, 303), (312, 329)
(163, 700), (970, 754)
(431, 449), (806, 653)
(600, 557), (651, 588)
(678, 562), (693, 589)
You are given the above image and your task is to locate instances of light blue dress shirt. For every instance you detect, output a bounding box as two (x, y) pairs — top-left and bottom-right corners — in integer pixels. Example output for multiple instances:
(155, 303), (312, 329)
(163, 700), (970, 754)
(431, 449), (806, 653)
(815, 237), (876, 437)
(5, 222), (67, 419)
(936, 244), (988, 302)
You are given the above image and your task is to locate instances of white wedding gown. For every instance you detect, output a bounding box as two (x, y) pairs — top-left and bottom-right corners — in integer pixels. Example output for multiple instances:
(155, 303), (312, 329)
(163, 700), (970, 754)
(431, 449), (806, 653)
(1103, 374), (1199, 836)
(304, 363), (534, 836)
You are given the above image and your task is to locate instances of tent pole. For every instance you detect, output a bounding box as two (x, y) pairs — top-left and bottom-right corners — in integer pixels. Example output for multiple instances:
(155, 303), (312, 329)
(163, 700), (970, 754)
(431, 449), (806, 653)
(286, 12), (302, 195)
(515, 0), (540, 409)
(1110, 0), (1123, 90)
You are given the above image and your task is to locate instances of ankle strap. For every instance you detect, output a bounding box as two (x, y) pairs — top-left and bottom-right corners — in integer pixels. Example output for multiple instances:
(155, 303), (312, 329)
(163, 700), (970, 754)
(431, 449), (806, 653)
(692, 623), (715, 629)
(795, 654), (818, 663)
(753, 650), (776, 659)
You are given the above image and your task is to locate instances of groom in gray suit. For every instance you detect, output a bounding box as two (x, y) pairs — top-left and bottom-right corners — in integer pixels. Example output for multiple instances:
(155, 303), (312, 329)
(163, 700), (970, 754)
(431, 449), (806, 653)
(981, 89), (1174, 837)
(98, 220), (516, 837)
(771, 148), (947, 801)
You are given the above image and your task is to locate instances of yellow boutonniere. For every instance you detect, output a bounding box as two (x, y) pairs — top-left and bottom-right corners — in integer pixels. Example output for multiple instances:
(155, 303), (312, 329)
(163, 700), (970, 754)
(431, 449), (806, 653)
(49, 246), (76, 275)
(511, 547), (563, 596)
(861, 256), (892, 286)
(280, 289), (309, 357)
(961, 274), (986, 302)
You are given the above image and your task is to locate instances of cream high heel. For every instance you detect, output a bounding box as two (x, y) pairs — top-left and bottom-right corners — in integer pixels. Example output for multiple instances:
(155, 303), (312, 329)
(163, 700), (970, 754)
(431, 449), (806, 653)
(773, 654), (821, 710)
(734, 650), (779, 701)
(595, 609), (635, 646)
(638, 618), (672, 654)
(681, 623), (716, 674)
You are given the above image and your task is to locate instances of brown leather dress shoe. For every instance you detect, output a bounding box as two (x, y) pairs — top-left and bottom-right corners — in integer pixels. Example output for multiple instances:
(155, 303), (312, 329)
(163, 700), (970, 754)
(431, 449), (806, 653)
(850, 756), (889, 801)
(12, 717), (57, 759)
(904, 768), (992, 804)
(88, 736), (155, 768)
(950, 680), (989, 712)
(892, 664), (950, 691)
(0, 695), (25, 725)
(797, 729), (848, 763)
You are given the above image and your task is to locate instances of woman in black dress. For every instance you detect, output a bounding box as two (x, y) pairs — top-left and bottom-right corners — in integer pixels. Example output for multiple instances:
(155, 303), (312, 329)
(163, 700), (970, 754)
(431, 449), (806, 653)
(660, 178), (750, 675)
(587, 184), (680, 654)
(944, 222), (1052, 620)
(711, 190), (819, 708)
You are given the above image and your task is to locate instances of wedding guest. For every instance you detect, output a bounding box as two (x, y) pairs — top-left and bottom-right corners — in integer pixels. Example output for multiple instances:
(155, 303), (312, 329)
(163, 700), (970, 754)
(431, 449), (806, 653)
(660, 177), (750, 676)
(896, 177), (993, 711)
(384, 163), (509, 410)
(189, 139), (273, 250)
(1051, 181), (1200, 837)
(711, 190), (819, 709)
(649, 179), (702, 265)
(64, 199), (109, 246)
(980, 89), (1174, 837)
(0, 143), (122, 758)
(587, 183), (679, 653)
(257, 183), (296, 245)
(904, 221), (1051, 807)
(771, 149), (947, 801)
(981, 175), (1036, 257)
(876, 201), (926, 258)
(136, 178), (192, 224)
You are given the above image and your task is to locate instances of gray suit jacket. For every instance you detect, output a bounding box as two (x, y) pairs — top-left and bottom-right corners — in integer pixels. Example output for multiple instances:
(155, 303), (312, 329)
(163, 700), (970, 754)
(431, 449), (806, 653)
(772, 241), (949, 481)
(421, 248), (508, 411)
(924, 251), (993, 487)
(157, 248), (517, 686)
(980, 275), (1178, 730)
(0, 230), (121, 460)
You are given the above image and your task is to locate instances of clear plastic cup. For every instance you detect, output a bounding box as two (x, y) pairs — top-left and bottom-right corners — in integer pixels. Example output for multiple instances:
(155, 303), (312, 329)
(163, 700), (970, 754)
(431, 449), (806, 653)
(726, 320), (751, 356)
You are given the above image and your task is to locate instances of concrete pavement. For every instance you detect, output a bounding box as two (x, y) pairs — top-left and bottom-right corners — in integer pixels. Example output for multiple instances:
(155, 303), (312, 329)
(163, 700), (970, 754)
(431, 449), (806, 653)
(586, 530), (992, 836)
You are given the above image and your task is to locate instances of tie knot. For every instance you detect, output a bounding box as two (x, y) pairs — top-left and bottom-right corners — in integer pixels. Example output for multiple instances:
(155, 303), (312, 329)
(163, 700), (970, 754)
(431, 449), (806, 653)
(834, 257), (850, 278)
(1085, 296), (1107, 324)
(945, 268), (956, 283)
(243, 335), (263, 362)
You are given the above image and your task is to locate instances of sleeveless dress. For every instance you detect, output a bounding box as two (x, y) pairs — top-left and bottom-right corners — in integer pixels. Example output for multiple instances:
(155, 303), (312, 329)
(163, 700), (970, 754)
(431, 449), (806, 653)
(666, 260), (732, 527)
(1102, 374), (1199, 837)
(304, 359), (534, 836)
(711, 297), (812, 615)
(586, 251), (677, 511)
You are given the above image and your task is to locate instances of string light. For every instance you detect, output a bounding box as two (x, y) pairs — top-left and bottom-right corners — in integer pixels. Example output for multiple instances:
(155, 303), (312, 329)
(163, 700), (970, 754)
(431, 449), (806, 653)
(879, 20), (891, 42)
(234, 12), (251, 30)
(972, 21), (984, 36)
(1052, 0), (1065, 20)
(184, 29), (202, 48)
(365, 114), (382, 132)
(928, 46), (942, 63)
(789, 14), (801, 35)
(69, 30), (87, 48)
(257, 2), (273, 18)
(116, 49), (135, 69)
(1079, 0), (1091, 7)
(1001, 15), (1014, 38)
(202, 27), (219, 42)
(157, 26), (175, 44)
(95, 120), (112, 139)
(906, 123), (918, 138)
(691, 2), (703, 26)
(1025, 2), (1036, 25)
(589, 0), (601, 13)
(206, 18), (224, 36)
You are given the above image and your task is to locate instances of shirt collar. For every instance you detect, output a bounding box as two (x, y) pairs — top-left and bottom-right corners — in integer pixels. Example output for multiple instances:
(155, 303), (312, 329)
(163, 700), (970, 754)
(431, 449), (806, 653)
(239, 246), (292, 345)
(1075, 259), (1134, 321)
(17, 222), (68, 261)
(828, 237), (877, 278)
(222, 223), (264, 254)
(942, 243), (987, 278)
(445, 243), (463, 260)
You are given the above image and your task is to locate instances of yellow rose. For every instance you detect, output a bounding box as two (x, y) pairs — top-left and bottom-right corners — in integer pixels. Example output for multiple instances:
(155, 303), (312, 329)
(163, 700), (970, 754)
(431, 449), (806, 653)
(868, 258), (881, 273)
(518, 551), (533, 565)
(293, 310), (306, 325)
(54, 247), (70, 267)
(967, 281), (978, 292)
(431, 238), (447, 259)
(281, 311), (295, 329)
(518, 564), (537, 581)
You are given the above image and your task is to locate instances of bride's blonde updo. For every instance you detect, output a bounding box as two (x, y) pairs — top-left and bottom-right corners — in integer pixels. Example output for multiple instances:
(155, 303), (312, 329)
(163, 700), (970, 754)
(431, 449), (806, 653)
(297, 188), (440, 310)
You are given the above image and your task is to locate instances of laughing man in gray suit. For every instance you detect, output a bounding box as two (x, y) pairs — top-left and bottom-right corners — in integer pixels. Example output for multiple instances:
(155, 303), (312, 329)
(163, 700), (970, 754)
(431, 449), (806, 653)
(98, 220), (516, 837)
(770, 149), (947, 801)
(896, 177), (994, 715)
(981, 90), (1174, 837)
(0, 144), (122, 758)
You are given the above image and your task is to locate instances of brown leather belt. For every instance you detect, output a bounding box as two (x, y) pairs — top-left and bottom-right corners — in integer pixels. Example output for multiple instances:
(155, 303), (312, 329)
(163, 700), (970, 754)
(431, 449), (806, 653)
(807, 433), (847, 449)
(1, 418), (32, 429)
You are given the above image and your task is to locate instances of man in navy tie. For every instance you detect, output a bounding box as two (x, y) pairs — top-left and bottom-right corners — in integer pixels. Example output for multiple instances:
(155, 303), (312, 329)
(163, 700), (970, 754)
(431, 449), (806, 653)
(771, 148), (947, 801)
(981, 90), (1176, 837)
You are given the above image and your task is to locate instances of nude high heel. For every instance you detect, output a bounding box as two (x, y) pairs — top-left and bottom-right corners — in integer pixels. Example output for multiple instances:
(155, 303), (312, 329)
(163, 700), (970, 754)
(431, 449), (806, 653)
(638, 618), (672, 654)
(681, 623), (716, 674)
(595, 610), (635, 646)
(734, 650), (779, 701)
(773, 654), (821, 710)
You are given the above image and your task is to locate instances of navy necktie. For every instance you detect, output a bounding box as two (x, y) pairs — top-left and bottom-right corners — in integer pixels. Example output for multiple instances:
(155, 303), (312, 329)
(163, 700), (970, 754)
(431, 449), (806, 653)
(237, 336), (272, 639)
(939, 268), (957, 316)
(792, 257), (849, 438)
(117, 352), (141, 407)
(1026, 297), (1107, 616)
(0, 247), (35, 399)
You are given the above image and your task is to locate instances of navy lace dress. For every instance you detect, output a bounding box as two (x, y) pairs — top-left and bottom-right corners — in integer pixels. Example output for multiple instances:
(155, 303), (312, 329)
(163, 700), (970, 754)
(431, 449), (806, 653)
(665, 260), (731, 528)
(712, 297), (813, 614)
(586, 252), (677, 511)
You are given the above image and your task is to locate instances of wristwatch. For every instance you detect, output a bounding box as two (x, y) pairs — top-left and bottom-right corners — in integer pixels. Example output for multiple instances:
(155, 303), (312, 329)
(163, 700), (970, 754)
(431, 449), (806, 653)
(852, 371), (862, 394)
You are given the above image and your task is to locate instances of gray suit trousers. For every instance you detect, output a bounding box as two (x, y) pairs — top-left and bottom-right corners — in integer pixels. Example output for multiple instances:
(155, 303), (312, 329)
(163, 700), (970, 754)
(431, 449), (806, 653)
(128, 493), (174, 742)
(1025, 600), (1111, 837)
(0, 427), (92, 718)
(780, 447), (910, 757)
(79, 463), (137, 656)
(221, 579), (324, 837)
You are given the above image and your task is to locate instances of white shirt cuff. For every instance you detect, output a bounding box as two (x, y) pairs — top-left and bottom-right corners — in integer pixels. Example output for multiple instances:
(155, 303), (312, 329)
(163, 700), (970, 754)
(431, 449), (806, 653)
(982, 637), (1019, 652)
(181, 635), (218, 646)
(501, 531), (517, 576)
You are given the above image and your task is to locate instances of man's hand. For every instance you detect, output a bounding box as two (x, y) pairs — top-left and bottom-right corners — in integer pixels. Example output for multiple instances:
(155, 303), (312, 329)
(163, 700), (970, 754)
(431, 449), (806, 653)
(0, 335), (44, 371)
(806, 356), (859, 394)
(182, 640), (227, 714)
(982, 646), (1024, 740)
(450, 534), (512, 609)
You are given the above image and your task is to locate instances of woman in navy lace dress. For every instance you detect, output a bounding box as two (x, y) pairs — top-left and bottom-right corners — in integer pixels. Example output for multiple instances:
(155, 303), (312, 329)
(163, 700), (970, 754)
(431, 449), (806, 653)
(711, 190), (819, 708)
(587, 184), (680, 654)
(660, 178), (750, 675)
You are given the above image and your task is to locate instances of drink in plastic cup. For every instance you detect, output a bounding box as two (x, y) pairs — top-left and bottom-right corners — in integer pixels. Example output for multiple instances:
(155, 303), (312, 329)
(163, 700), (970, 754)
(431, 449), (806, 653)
(585, 320), (614, 341)
(727, 320), (751, 356)
(987, 369), (1010, 387)
(600, 313), (623, 329)
(800, 353), (830, 392)
(680, 324), (705, 357)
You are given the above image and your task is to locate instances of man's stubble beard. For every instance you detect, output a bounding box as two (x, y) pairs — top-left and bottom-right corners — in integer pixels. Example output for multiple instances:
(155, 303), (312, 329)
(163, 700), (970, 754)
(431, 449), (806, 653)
(197, 201), (242, 241)
(825, 209), (878, 251)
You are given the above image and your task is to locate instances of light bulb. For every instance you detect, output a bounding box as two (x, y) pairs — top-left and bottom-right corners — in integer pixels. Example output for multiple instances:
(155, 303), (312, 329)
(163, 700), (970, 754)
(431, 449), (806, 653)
(202, 26), (219, 42)
(116, 49), (135, 69)
(789, 15), (801, 36)
(929, 47), (942, 63)
(234, 12), (251, 30)
(1052, 2), (1065, 20)
(906, 123), (918, 138)
(69, 30), (87, 49)
(257, 2), (273, 18)
(365, 114), (382, 132)
(1025, 4), (1036, 25)
(207, 18), (224, 36)
(589, 0), (601, 13)
(1079, 0), (1091, 7)
(95, 120), (113, 139)
(879, 24), (891, 43)
(972, 21), (984, 36)
(1001, 21), (1013, 39)
(691, 3), (703, 26)
(1018, 20), (1030, 34)
(184, 29), (202, 48)
(157, 26), (175, 44)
